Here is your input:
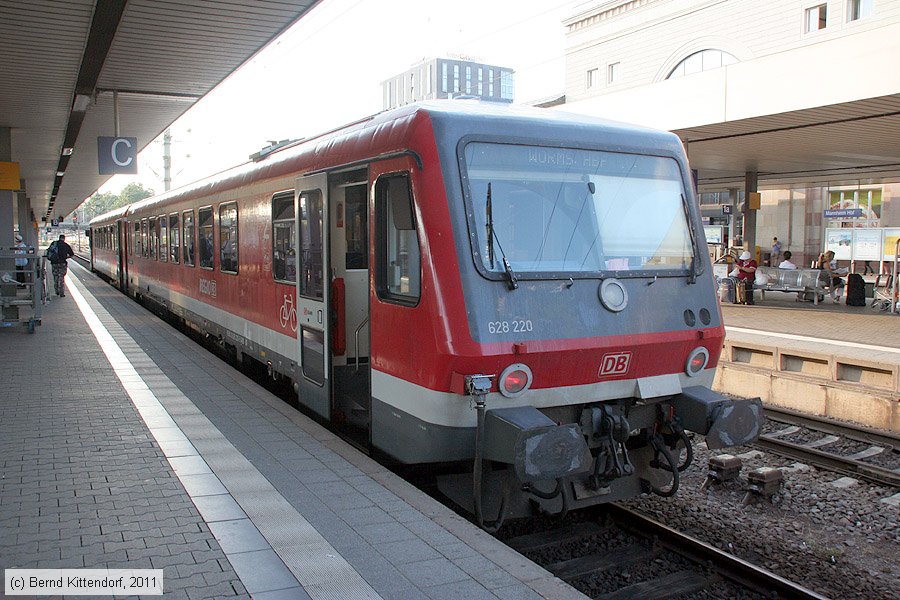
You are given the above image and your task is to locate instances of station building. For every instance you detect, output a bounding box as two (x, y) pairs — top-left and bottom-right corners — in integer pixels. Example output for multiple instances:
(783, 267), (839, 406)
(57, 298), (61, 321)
(555, 0), (900, 271)
(382, 57), (515, 109)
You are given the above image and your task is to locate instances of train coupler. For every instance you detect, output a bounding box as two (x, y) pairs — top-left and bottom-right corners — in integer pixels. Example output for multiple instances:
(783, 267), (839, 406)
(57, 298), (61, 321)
(586, 405), (634, 490)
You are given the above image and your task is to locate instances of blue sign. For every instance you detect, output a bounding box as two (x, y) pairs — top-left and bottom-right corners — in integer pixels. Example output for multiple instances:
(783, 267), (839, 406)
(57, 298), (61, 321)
(98, 136), (138, 174)
(824, 208), (864, 219)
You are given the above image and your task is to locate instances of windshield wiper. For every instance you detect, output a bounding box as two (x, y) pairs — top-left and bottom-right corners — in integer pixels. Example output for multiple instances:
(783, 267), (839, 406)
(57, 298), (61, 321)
(681, 193), (698, 284)
(486, 182), (518, 290)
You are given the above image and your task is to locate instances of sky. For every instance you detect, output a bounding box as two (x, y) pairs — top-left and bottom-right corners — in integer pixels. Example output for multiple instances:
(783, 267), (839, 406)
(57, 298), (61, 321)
(101, 0), (583, 195)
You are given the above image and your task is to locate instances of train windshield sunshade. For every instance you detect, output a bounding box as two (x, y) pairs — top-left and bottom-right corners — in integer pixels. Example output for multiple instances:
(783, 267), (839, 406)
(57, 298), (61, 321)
(463, 143), (693, 276)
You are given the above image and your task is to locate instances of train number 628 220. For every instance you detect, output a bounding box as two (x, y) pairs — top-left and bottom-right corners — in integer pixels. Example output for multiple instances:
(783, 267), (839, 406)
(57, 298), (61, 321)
(487, 320), (533, 334)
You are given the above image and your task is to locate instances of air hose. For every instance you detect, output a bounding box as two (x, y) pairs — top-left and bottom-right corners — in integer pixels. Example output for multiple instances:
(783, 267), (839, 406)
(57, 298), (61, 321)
(474, 396), (507, 533)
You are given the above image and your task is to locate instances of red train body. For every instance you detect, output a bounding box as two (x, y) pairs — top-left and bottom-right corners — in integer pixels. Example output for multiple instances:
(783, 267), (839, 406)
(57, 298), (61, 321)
(91, 102), (761, 526)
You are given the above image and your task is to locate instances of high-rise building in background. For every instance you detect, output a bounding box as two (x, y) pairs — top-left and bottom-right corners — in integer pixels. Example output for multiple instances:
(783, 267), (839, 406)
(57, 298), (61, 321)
(382, 58), (514, 109)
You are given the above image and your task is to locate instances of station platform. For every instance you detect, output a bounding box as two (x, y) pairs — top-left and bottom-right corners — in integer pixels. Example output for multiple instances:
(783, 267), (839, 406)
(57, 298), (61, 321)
(0, 262), (583, 600)
(716, 295), (900, 431)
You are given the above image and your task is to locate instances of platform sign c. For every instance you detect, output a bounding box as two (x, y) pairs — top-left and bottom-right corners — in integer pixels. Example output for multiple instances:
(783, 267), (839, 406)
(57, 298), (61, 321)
(98, 136), (138, 174)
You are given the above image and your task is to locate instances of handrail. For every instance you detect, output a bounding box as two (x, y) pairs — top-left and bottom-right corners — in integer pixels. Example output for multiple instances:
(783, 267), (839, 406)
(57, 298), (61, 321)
(892, 238), (899, 314)
(353, 316), (369, 372)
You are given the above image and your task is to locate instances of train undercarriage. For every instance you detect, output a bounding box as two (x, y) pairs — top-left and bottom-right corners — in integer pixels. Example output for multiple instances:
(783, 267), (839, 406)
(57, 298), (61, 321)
(438, 377), (763, 531)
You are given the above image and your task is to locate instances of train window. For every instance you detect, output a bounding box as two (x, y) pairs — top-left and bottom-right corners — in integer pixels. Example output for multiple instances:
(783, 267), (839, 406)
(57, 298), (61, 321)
(183, 210), (195, 266)
(149, 217), (158, 260)
(299, 190), (324, 299)
(272, 192), (295, 283)
(169, 213), (180, 263)
(131, 221), (138, 257)
(461, 143), (693, 277)
(301, 327), (325, 385)
(198, 207), (214, 269)
(219, 203), (238, 274)
(374, 173), (420, 304)
(141, 219), (148, 258)
(344, 184), (368, 270)
(159, 215), (168, 262)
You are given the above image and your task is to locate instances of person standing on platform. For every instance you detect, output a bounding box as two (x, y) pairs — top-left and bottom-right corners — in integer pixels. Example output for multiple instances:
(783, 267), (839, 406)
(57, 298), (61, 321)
(14, 234), (28, 286)
(736, 250), (757, 305)
(771, 237), (782, 266)
(47, 234), (74, 297)
(862, 260), (874, 275)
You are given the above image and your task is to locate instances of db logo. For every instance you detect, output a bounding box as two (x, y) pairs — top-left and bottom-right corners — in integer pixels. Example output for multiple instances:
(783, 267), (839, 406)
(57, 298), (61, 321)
(599, 352), (632, 377)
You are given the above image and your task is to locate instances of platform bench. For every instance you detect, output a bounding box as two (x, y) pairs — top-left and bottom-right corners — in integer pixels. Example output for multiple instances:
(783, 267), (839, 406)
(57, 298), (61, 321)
(754, 267), (829, 304)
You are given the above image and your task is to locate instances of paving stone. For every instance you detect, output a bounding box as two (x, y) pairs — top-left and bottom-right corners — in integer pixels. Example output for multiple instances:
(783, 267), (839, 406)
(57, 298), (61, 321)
(396, 558), (471, 587)
(223, 549), (298, 594)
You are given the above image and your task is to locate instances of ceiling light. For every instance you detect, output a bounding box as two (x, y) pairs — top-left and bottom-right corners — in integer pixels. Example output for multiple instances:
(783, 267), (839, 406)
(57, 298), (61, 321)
(73, 93), (92, 112)
(56, 171), (65, 177)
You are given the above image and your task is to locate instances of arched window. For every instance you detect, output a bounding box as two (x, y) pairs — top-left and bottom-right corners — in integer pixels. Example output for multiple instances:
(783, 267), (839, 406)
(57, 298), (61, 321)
(667, 49), (738, 79)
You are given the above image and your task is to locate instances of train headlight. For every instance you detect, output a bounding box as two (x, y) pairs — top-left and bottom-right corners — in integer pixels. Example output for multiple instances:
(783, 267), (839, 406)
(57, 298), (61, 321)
(499, 363), (532, 398)
(685, 347), (709, 377)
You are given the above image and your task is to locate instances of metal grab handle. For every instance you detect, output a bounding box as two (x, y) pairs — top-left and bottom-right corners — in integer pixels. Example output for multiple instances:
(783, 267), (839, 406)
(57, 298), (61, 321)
(892, 239), (899, 315)
(353, 317), (369, 372)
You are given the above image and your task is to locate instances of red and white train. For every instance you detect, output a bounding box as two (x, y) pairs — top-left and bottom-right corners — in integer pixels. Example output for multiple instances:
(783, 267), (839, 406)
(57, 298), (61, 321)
(91, 101), (761, 528)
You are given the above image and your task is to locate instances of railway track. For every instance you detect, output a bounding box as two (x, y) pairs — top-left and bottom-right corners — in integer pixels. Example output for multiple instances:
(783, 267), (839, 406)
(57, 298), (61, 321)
(756, 407), (900, 488)
(503, 504), (826, 600)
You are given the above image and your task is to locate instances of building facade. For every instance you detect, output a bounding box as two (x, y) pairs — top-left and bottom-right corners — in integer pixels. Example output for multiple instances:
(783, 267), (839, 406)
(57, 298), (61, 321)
(382, 58), (514, 109)
(558, 0), (900, 271)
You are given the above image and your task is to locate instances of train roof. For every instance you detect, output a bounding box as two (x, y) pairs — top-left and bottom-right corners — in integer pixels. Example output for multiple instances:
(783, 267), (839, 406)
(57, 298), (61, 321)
(89, 204), (129, 225)
(90, 101), (682, 225)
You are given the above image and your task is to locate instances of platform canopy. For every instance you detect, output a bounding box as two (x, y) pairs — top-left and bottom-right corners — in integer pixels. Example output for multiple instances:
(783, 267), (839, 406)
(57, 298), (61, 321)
(0, 0), (320, 224)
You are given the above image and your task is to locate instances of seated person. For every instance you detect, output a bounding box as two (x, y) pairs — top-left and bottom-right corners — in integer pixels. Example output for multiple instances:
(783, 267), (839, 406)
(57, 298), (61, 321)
(819, 250), (844, 303)
(778, 250), (797, 269)
(735, 250), (757, 305)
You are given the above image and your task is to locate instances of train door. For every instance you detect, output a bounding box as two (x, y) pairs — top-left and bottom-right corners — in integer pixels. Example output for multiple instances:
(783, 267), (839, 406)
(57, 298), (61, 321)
(117, 219), (128, 291)
(329, 171), (370, 449)
(294, 174), (331, 420)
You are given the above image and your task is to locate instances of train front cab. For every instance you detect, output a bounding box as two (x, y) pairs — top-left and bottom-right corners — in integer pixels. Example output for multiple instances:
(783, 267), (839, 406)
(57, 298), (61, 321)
(284, 109), (763, 529)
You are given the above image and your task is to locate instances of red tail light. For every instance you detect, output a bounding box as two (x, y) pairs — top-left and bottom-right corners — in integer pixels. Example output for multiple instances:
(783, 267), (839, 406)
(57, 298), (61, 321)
(685, 347), (709, 377)
(499, 363), (532, 398)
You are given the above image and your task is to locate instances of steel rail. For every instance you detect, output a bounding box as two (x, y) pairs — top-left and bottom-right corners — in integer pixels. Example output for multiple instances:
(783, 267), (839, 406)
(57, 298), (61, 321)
(753, 435), (900, 488)
(760, 406), (900, 487)
(764, 406), (900, 449)
(606, 504), (829, 600)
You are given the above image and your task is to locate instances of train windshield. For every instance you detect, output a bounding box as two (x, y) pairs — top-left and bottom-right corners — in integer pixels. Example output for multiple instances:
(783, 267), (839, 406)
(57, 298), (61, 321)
(463, 143), (694, 276)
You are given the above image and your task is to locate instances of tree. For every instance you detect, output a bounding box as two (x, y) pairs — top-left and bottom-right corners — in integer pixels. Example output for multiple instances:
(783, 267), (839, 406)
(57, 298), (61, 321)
(80, 182), (156, 222)
(119, 182), (154, 205)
